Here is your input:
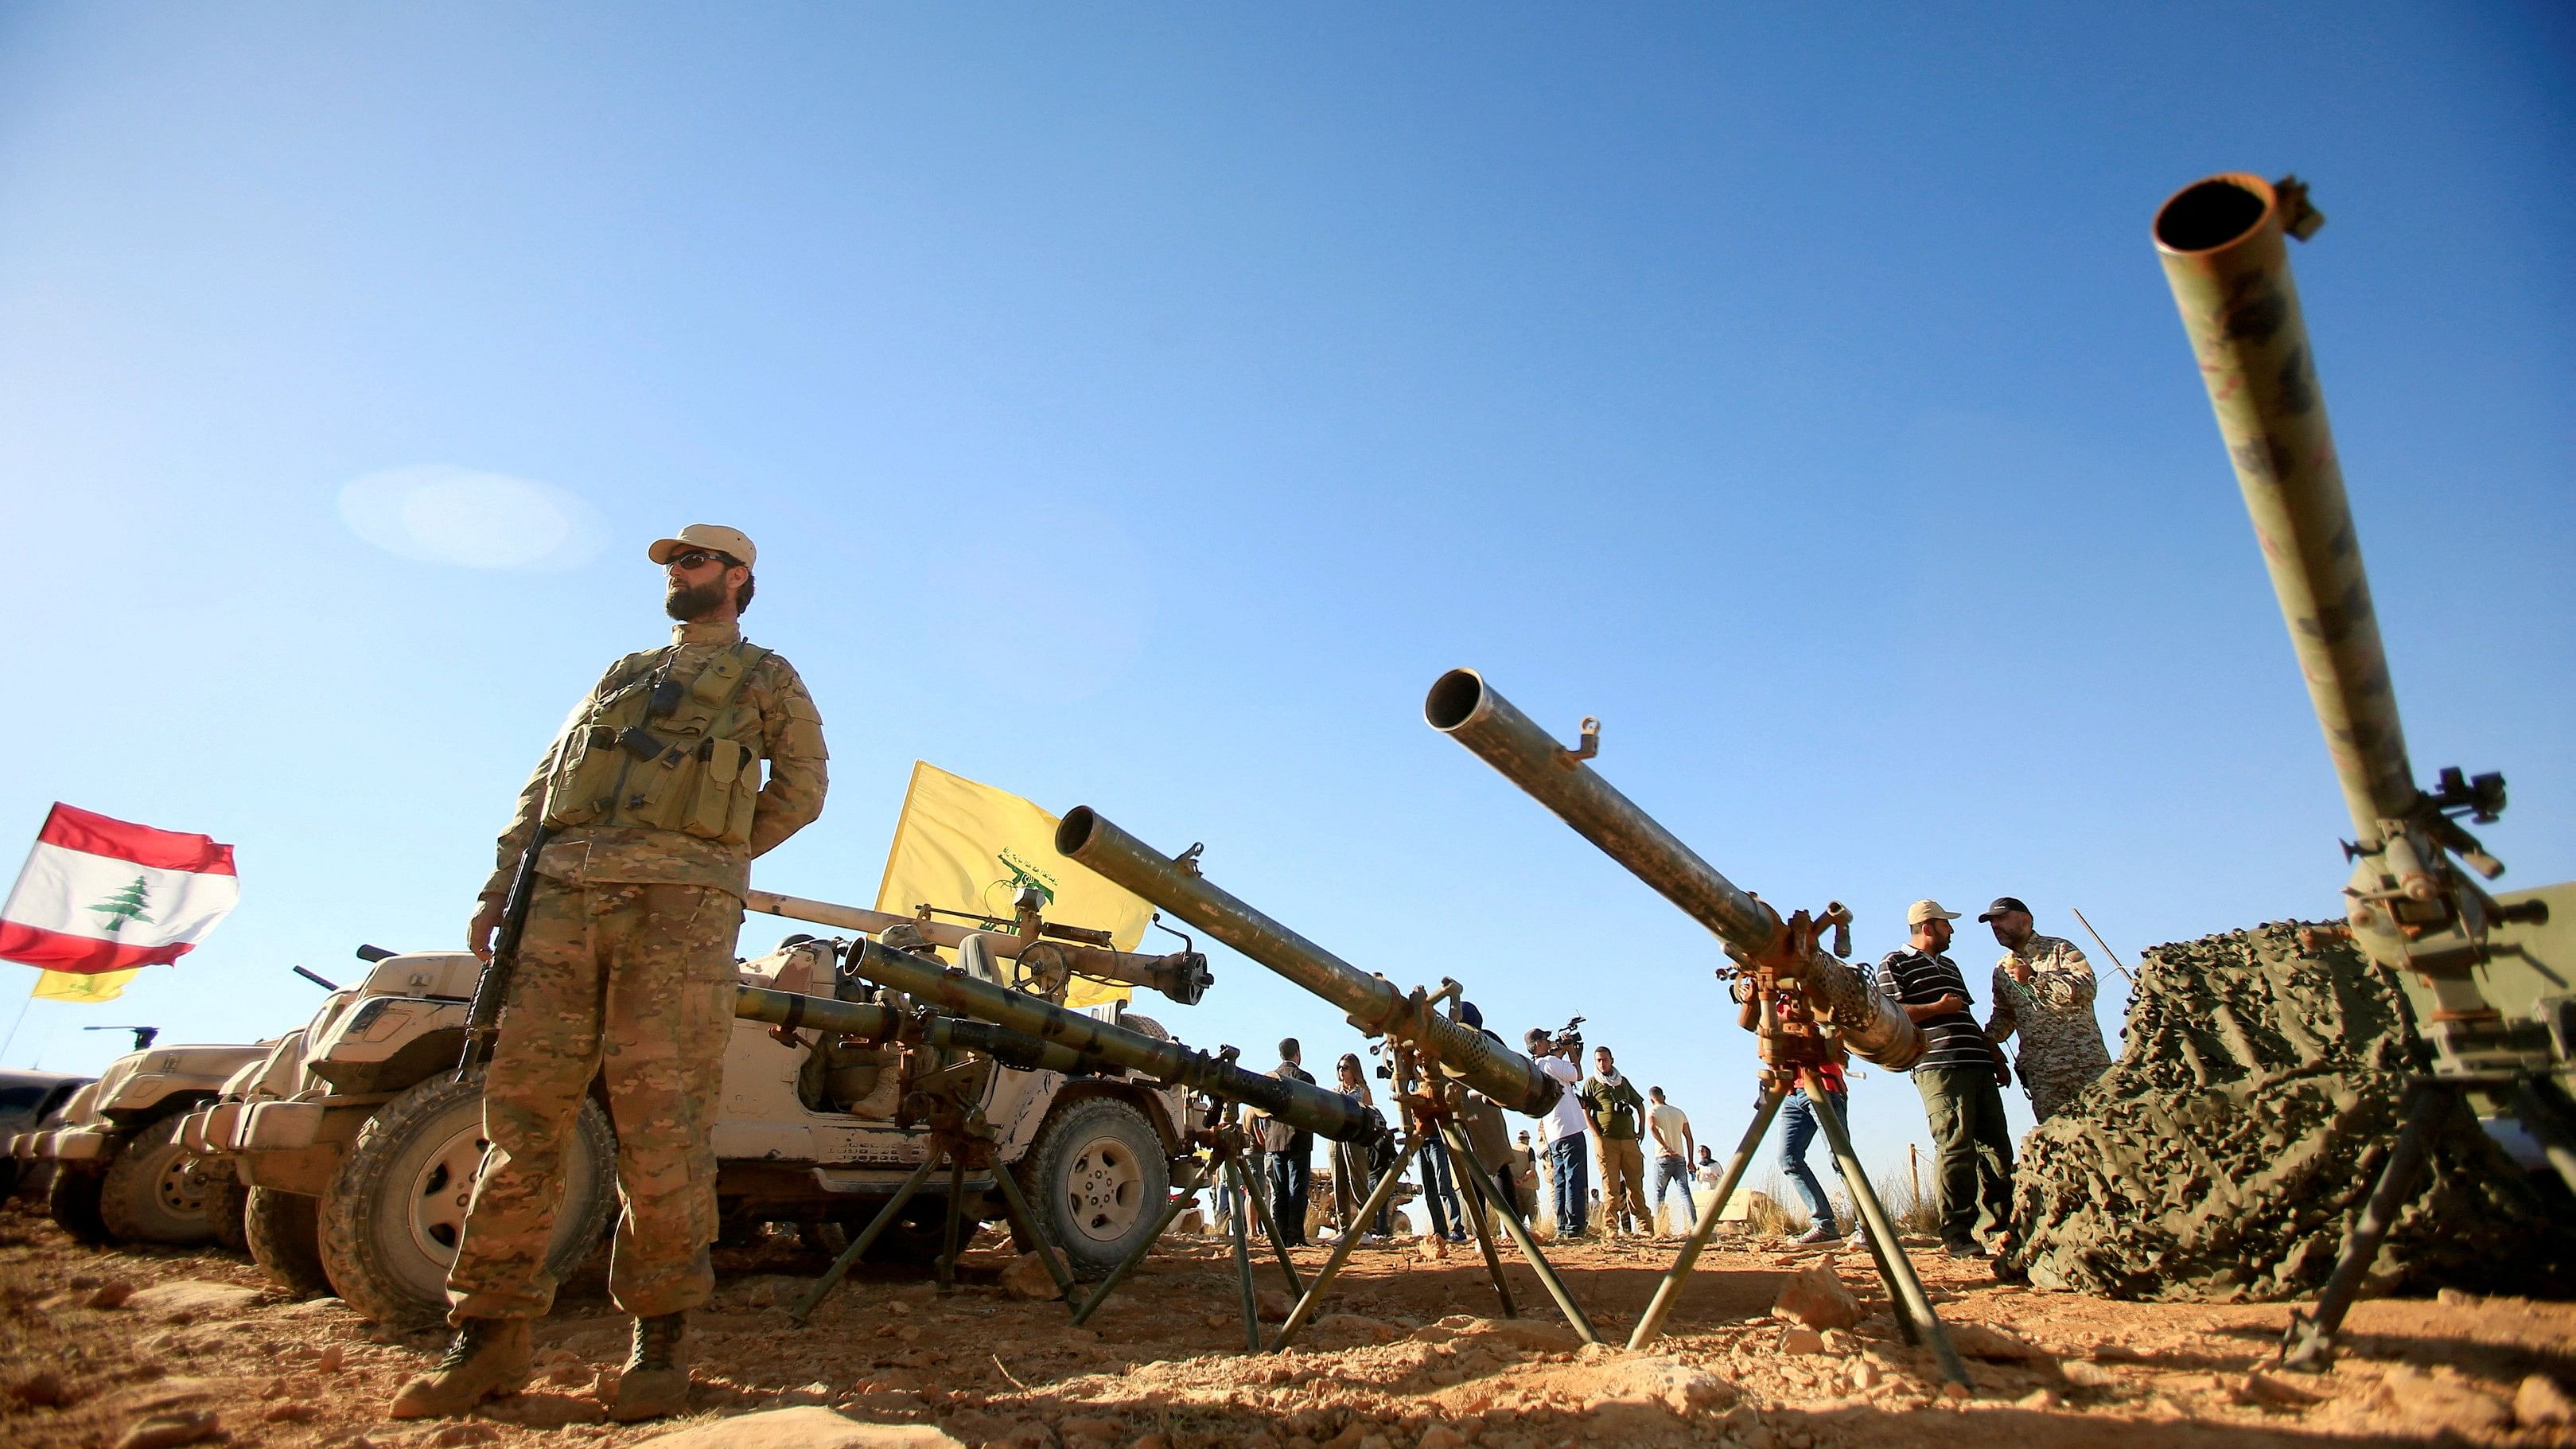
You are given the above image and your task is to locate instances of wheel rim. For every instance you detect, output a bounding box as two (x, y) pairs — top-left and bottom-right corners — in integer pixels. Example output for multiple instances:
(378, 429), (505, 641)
(405, 1123), (488, 1266)
(156, 1153), (212, 1221)
(1063, 1133), (1145, 1244)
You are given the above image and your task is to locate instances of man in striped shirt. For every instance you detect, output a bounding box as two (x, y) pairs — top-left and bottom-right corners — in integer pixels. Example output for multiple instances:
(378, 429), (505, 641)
(1877, 899), (2015, 1258)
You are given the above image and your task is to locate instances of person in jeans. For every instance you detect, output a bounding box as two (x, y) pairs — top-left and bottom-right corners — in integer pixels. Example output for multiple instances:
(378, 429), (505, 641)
(1581, 1046), (1652, 1235)
(1877, 900), (2015, 1258)
(1644, 1086), (1698, 1236)
(1261, 1038), (1317, 1248)
(1523, 1028), (1590, 1237)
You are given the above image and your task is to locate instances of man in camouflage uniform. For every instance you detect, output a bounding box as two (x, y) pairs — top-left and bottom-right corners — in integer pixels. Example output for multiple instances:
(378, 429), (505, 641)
(393, 524), (828, 1423)
(1979, 896), (2113, 1124)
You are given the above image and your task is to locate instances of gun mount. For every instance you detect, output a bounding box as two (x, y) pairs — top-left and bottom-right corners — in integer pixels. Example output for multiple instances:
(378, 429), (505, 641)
(1422, 669), (1923, 1069)
(1053, 807), (1562, 1117)
(2151, 170), (2575, 1368)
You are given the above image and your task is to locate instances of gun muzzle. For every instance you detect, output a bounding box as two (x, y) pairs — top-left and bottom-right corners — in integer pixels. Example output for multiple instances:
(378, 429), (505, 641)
(1425, 668), (1922, 1069)
(1054, 806), (1564, 1116)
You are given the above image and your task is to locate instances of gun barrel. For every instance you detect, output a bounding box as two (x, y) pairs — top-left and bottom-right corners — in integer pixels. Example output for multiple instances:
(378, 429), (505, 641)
(730, 985), (1110, 1077)
(745, 888), (1212, 1004)
(831, 936), (1383, 1143)
(1053, 807), (1564, 1116)
(1425, 668), (1921, 1068)
(2154, 173), (2415, 846)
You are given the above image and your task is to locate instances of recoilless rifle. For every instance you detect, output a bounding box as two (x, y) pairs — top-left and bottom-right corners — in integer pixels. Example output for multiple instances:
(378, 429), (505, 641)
(2147, 171), (2576, 1369)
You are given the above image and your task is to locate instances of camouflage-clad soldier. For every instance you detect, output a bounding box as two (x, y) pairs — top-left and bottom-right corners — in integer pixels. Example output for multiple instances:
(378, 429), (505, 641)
(1977, 896), (2113, 1123)
(393, 524), (828, 1424)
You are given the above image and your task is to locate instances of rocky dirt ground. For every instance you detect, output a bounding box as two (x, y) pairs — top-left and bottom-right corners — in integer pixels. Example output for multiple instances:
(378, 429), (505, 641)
(6, 1197), (2575, 1449)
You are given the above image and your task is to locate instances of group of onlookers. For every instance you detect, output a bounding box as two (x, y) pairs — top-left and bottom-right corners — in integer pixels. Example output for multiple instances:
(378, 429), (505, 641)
(1216, 893), (2114, 1264)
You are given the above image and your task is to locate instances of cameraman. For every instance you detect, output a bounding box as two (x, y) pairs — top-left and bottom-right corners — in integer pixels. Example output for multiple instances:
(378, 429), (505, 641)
(1523, 1026), (1590, 1239)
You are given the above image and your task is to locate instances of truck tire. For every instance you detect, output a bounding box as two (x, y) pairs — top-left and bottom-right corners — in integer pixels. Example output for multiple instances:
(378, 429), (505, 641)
(49, 1167), (110, 1245)
(318, 1074), (617, 1328)
(99, 1116), (224, 1245)
(245, 1188), (333, 1299)
(208, 1175), (251, 1252)
(1021, 1096), (1168, 1277)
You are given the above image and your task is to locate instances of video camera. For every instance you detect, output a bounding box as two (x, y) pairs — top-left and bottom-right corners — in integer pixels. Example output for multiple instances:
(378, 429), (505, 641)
(1545, 1015), (1585, 1060)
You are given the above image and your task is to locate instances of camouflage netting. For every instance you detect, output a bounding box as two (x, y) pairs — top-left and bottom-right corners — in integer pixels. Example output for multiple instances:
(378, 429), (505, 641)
(2013, 921), (2576, 1303)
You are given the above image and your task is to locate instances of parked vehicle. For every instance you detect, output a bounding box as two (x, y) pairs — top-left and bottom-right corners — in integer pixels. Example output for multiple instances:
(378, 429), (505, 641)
(0, 1071), (95, 1204)
(18, 1042), (267, 1245)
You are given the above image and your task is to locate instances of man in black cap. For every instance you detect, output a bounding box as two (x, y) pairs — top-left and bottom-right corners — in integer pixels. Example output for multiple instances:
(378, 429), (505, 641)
(1979, 897), (2114, 1123)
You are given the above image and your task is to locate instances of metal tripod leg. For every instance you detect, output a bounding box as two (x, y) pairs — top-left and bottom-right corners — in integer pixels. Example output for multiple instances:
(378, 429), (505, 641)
(934, 1154), (968, 1291)
(794, 1152), (942, 1322)
(1070, 1188), (1196, 1326)
(2282, 1079), (2451, 1370)
(1628, 1087), (1786, 1350)
(986, 1151), (1080, 1306)
(1446, 1125), (1598, 1343)
(1806, 1075), (1970, 1388)
(1239, 1152), (1306, 1297)
(1436, 1123), (1518, 1319)
(1269, 1132), (1418, 1352)
(1223, 1157), (1264, 1351)
(2508, 1078), (2576, 1198)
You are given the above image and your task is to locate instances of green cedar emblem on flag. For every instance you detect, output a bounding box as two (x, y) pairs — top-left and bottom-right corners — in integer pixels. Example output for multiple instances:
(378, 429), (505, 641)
(87, 876), (154, 935)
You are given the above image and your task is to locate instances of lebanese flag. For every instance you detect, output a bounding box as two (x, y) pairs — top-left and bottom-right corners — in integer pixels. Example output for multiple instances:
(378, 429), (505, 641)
(0, 804), (239, 974)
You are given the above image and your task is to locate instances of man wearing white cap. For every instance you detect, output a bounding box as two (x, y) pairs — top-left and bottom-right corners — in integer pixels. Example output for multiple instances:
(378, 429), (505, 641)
(1875, 899), (2014, 1259)
(395, 524), (829, 1422)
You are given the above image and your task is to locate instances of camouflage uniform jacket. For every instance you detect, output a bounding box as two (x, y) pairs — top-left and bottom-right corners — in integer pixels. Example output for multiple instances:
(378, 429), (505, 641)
(1983, 933), (2112, 1114)
(481, 619), (830, 902)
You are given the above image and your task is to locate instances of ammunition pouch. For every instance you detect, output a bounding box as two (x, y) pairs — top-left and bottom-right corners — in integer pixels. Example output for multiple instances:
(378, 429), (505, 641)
(540, 642), (771, 844)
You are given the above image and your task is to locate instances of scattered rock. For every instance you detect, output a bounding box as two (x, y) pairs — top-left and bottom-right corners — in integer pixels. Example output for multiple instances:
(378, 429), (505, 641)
(1172, 1209), (1205, 1236)
(1461, 1316), (1577, 1353)
(1942, 1322), (2045, 1361)
(1577, 1354), (1737, 1415)
(1772, 1264), (1860, 1332)
(126, 1283), (263, 1322)
(1776, 1327), (1827, 1355)
(423, 1426), (501, 1447)
(1255, 1290), (1296, 1322)
(2017, 1388), (2060, 1409)
(2436, 1286), (2476, 1307)
(2516, 1373), (2576, 1428)
(998, 1252), (1068, 1303)
(11, 1368), (74, 1407)
(2363, 1365), (2510, 1436)
(115, 1410), (225, 1449)
(2061, 1360), (2121, 1389)
(88, 1280), (138, 1310)
(264, 1402), (321, 1424)
(1417, 1428), (1465, 1449)
(314, 1343), (345, 1372)
(2231, 1371), (2324, 1409)
(1418, 1237), (1448, 1263)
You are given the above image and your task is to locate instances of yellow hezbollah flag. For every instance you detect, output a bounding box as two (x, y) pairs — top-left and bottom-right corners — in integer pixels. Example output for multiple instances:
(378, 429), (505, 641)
(32, 968), (142, 1003)
(874, 762), (1154, 1009)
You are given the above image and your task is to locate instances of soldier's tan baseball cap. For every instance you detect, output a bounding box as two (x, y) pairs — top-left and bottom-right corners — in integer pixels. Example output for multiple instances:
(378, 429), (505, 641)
(1905, 898), (1963, 925)
(648, 524), (756, 567)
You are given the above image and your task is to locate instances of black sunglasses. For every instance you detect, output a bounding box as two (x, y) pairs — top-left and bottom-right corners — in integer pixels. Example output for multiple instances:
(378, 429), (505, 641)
(666, 549), (737, 571)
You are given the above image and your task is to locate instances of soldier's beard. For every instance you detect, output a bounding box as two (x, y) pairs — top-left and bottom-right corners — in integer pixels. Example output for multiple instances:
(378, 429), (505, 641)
(664, 578), (729, 621)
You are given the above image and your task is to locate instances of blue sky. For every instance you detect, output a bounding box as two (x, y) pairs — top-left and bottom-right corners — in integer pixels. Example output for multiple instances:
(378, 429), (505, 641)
(4, 4), (2570, 1193)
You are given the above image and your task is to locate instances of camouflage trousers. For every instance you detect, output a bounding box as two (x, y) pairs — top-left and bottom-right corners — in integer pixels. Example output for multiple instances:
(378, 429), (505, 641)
(1596, 1136), (1648, 1231)
(2021, 1052), (2112, 1124)
(446, 879), (738, 1323)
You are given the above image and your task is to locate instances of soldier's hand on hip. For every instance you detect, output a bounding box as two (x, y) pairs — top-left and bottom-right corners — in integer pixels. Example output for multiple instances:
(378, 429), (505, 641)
(469, 898), (507, 963)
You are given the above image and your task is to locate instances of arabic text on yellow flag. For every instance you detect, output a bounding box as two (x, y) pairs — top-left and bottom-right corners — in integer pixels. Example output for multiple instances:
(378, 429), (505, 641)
(874, 762), (1154, 1008)
(32, 968), (141, 1003)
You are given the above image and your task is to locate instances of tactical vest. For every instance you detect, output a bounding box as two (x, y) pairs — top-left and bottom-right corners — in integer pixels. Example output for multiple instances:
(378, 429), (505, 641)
(540, 642), (771, 846)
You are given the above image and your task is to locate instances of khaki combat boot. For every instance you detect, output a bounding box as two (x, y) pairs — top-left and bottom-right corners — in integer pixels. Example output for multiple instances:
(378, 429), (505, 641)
(387, 1318), (533, 1419)
(606, 1312), (690, 1422)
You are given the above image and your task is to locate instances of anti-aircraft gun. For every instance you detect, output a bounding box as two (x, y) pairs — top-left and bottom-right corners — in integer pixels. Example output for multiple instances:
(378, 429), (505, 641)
(1422, 672), (1972, 1383)
(1055, 806), (1603, 1349)
(2148, 171), (2576, 1368)
(735, 902), (1390, 1343)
